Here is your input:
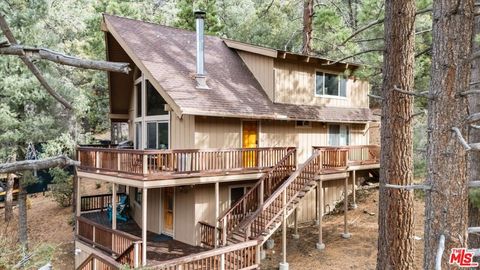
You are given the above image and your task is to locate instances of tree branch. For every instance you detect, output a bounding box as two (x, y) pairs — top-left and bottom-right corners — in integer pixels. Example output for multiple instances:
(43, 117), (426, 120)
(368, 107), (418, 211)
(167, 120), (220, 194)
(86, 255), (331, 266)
(323, 49), (384, 65)
(466, 113), (480, 124)
(0, 14), (73, 110)
(0, 45), (130, 74)
(384, 183), (431, 190)
(368, 93), (383, 100)
(435, 234), (445, 270)
(393, 85), (430, 98)
(452, 127), (472, 151)
(0, 155), (79, 174)
(460, 89), (480, 96)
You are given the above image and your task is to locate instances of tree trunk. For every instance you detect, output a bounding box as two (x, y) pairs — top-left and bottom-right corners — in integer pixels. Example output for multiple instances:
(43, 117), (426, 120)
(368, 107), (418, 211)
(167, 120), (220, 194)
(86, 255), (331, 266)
(18, 187), (28, 252)
(0, 155), (79, 174)
(302, 0), (313, 55)
(424, 0), (475, 268)
(376, 0), (416, 269)
(4, 172), (14, 222)
(468, 5), (480, 254)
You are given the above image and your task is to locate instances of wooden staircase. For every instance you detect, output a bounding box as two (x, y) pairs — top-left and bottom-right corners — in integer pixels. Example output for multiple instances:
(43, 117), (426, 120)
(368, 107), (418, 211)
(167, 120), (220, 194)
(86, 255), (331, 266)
(219, 148), (339, 246)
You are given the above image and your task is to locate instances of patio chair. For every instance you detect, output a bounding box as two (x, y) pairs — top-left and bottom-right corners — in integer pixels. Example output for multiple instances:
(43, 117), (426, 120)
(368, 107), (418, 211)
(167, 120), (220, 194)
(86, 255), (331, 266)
(107, 194), (129, 223)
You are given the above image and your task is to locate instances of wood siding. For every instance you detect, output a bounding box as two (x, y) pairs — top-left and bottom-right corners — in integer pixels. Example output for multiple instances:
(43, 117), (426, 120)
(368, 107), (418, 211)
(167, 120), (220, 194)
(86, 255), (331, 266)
(175, 186), (196, 245)
(129, 187), (161, 234)
(237, 51), (274, 100)
(274, 59), (369, 108)
(195, 117), (241, 148)
(171, 115), (195, 149)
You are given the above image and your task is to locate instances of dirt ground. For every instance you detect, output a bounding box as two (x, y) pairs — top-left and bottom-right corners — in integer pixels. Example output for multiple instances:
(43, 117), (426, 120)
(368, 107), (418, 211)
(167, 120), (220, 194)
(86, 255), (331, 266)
(261, 188), (425, 270)
(0, 179), (111, 270)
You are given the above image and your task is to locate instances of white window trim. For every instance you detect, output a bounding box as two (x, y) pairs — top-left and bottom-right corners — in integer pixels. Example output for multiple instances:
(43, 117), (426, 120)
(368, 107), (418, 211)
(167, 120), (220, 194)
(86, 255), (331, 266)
(314, 69), (348, 99)
(228, 184), (254, 207)
(134, 73), (170, 150)
(295, 120), (312, 129)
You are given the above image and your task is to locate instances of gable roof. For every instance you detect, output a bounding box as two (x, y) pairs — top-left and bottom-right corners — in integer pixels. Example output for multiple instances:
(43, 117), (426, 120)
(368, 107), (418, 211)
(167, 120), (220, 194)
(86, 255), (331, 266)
(103, 15), (375, 123)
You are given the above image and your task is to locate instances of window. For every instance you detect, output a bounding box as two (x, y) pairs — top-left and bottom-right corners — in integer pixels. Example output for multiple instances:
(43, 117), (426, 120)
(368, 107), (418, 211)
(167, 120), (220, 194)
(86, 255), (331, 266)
(328, 124), (349, 146)
(146, 122), (169, 149)
(315, 72), (347, 97)
(146, 81), (168, 116)
(230, 186), (251, 205)
(135, 188), (142, 205)
(135, 122), (142, 149)
(136, 83), (142, 117)
(296, 120), (312, 128)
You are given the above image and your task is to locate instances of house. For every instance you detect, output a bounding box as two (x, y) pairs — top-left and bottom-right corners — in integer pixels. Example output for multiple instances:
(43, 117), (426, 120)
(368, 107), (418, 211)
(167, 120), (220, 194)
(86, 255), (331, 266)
(74, 11), (380, 270)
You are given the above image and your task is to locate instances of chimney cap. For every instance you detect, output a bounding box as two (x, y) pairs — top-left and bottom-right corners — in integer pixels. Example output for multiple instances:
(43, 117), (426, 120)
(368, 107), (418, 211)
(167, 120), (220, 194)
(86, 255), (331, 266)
(194, 10), (206, 19)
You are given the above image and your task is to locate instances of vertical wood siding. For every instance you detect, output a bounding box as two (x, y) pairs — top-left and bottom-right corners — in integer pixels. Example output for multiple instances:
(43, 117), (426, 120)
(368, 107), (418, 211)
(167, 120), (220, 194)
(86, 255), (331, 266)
(171, 115), (195, 149)
(274, 59), (369, 108)
(237, 51), (275, 100)
(175, 187), (196, 245)
(194, 117), (241, 148)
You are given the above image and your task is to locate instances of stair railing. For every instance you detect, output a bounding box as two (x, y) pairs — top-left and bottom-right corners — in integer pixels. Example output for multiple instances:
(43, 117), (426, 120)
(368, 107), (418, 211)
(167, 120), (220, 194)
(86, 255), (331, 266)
(218, 147), (296, 245)
(240, 149), (323, 240)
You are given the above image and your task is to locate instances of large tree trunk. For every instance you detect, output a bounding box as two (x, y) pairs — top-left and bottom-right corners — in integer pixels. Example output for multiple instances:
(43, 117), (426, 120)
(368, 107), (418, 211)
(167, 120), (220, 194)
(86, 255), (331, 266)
(468, 15), (480, 252)
(424, 0), (475, 268)
(302, 0), (313, 55)
(18, 187), (28, 252)
(376, 0), (416, 269)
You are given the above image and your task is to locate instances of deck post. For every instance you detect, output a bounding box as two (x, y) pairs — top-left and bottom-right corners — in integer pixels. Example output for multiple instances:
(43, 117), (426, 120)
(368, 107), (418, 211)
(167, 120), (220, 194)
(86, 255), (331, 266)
(259, 180), (264, 205)
(142, 187), (148, 266)
(222, 218), (227, 246)
(351, 170), (357, 209)
(341, 177), (351, 239)
(292, 208), (299, 239)
(112, 183), (117, 230)
(220, 253), (225, 270)
(279, 190), (289, 270)
(142, 154), (148, 175)
(215, 182), (219, 248)
(76, 176), (81, 217)
(134, 242), (139, 268)
(316, 179), (325, 250)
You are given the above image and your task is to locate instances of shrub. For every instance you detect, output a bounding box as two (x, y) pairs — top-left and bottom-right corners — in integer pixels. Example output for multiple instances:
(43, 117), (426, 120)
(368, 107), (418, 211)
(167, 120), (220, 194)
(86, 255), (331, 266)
(49, 168), (73, 207)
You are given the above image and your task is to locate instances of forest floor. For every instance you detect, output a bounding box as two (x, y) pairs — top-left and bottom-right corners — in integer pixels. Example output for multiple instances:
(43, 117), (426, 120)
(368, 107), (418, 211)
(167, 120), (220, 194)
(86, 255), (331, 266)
(261, 188), (425, 269)
(0, 179), (110, 270)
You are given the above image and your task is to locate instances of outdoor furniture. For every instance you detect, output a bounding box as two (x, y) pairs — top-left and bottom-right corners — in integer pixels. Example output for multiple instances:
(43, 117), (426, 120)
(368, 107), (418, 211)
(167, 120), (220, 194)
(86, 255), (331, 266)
(107, 194), (129, 222)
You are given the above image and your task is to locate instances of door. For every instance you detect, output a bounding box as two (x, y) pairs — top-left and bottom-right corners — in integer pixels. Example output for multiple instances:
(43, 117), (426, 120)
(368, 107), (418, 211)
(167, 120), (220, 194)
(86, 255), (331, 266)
(242, 121), (258, 167)
(162, 187), (174, 235)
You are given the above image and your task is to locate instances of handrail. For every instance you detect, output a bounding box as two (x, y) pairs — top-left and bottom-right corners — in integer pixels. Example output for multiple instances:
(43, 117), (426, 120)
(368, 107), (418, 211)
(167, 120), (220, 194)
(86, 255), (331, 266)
(218, 148), (296, 221)
(217, 148), (296, 243)
(80, 193), (126, 212)
(198, 221), (221, 248)
(77, 216), (142, 242)
(152, 240), (259, 270)
(76, 252), (122, 270)
(77, 146), (293, 177)
(240, 149), (322, 239)
(116, 241), (142, 268)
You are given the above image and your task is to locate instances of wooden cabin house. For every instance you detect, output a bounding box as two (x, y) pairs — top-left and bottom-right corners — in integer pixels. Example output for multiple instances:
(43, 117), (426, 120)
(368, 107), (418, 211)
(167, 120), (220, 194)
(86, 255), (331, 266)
(75, 12), (380, 270)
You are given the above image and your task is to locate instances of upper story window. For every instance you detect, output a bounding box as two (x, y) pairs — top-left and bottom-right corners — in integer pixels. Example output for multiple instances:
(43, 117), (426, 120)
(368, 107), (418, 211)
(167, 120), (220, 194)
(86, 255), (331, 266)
(315, 71), (347, 97)
(146, 81), (167, 116)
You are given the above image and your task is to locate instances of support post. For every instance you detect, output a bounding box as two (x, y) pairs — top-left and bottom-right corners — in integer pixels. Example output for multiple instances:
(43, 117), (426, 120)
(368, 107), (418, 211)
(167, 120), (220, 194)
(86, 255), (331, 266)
(260, 180), (264, 205)
(142, 188), (148, 266)
(341, 177), (351, 239)
(316, 180), (325, 250)
(222, 218), (227, 246)
(142, 154), (148, 175)
(215, 182), (219, 248)
(134, 242), (139, 268)
(292, 208), (299, 239)
(76, 176), (81, 217)
(279, 190), (289, 270)
(112, 183), (117, 230)
(351, 170), (358, 209)
(220, 253), (225, 270)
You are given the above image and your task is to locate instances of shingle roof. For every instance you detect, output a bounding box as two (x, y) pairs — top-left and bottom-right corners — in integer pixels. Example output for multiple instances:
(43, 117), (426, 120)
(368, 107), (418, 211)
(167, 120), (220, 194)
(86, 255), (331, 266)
(104, 15), (375, 123)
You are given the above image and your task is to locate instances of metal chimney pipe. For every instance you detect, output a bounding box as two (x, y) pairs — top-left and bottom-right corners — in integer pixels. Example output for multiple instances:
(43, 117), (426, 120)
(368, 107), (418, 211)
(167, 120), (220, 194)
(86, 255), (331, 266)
(194, 10), (209, 89)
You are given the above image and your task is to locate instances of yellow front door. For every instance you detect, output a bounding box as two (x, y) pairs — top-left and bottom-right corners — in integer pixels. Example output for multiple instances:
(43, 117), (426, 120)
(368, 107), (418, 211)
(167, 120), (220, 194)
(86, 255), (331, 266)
(163, 187), (174, 234)
(242, 121), (258, 167)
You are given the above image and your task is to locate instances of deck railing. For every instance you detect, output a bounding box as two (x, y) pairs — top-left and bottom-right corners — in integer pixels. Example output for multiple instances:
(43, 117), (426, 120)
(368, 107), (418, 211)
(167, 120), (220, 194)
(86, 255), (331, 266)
(313, 145), (380, 167)
(199, 221), (221, 248)
(80, 193), (126, 212)
(153, 240), (259, 270)
(76, 252), (123, 270)
(77, 146), (292, 177)
(76, 216), (142, 268)
(218, 148), (296, 245)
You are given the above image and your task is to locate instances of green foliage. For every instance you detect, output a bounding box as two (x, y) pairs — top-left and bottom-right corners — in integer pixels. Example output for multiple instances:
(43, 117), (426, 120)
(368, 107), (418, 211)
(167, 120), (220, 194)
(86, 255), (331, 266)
(470, 189), (480, 208)
(174, 0), (223, 34)
(49, 168), (73, 207)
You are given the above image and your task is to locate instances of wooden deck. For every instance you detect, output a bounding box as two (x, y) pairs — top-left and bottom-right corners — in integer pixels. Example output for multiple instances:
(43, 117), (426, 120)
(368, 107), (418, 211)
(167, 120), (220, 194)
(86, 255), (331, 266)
(80, 212), (209, 265)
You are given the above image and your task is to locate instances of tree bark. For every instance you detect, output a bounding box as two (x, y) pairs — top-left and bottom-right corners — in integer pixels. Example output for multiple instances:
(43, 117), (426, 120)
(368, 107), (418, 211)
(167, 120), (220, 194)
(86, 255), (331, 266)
(468, 7), (480, 254)
(302, 0), (313, 55)
(377, 0), (416, 269)
(0, 155), (79, 174)
(18, 187), (28, 252)
(0, 45), (130, 74)
(4, 172), (14, 222)
(424, 0), (475, 269)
